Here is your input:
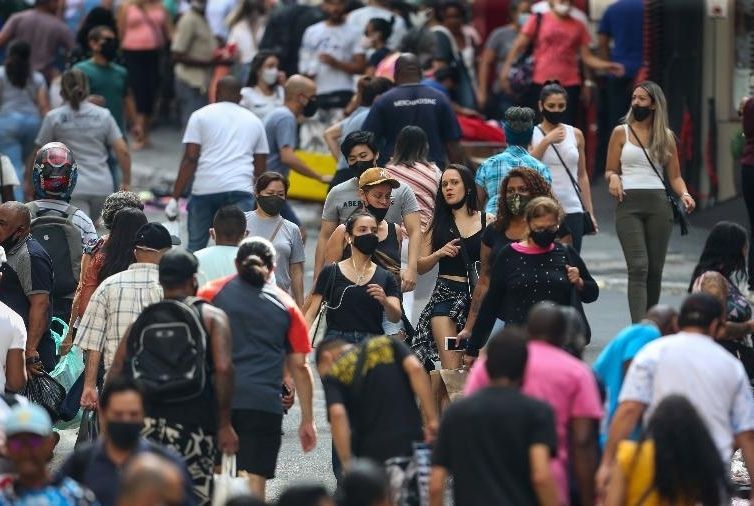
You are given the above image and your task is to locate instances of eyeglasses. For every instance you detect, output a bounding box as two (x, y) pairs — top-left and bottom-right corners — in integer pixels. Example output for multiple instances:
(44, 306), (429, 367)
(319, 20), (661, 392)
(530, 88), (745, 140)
(7, 435), (45, 451)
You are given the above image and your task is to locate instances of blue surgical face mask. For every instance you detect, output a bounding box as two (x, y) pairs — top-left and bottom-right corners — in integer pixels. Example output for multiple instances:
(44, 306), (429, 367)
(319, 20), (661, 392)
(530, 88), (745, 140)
(518, 13), (531, 26)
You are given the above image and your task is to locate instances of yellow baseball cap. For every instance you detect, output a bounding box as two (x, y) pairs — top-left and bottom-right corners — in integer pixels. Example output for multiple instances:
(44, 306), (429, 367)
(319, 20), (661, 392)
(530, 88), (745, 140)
(358, 167), (400, 189)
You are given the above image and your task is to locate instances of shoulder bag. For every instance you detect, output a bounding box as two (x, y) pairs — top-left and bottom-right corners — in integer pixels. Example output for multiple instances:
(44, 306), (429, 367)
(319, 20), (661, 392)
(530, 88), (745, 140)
(537, 126), (596, 235)
(508, 13), (542, 97)
(310, 263), (338, 347)
(448, 213), (484, 296)
(626, 124), (689, 236)
(563, 245), (592, 344)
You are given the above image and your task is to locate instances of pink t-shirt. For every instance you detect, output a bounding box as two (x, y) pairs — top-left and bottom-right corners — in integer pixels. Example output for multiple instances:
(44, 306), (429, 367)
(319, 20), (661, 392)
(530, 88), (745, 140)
(522, 11), (591, 87)
(121, 4), (167, 51)
(464, 341), (603, 504)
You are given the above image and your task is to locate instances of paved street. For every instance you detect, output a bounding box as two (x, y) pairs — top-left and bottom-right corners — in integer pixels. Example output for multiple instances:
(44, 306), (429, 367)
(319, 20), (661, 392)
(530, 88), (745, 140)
(52, 125), (746, 501)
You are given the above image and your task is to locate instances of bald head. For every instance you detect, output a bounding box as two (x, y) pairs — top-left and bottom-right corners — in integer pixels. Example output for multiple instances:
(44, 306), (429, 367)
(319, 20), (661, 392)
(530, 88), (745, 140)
(394, 53), (422, 85)
(117, 454), (184, 506)
(284, 74), (316, 101)
(527, 302), (567, 347)
(644, 304), (679, 336)
(216, 76), (242, 103)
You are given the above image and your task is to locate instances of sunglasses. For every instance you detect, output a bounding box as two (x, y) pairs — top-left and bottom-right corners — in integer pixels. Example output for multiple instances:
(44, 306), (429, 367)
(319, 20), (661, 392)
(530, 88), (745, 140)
(7, 435), (46, 451)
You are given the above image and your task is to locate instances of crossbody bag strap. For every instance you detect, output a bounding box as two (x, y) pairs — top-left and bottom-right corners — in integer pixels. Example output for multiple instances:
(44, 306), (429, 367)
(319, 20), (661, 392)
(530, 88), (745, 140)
(626, 123), (673, 198)
(448, 213), (483, 279)
(537, 125), (587, 212)
(269, 219), (285, 242)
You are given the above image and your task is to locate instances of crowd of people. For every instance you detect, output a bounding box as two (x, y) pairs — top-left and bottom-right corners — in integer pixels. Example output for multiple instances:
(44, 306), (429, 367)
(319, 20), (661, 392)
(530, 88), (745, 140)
(0, 0), (751, 505)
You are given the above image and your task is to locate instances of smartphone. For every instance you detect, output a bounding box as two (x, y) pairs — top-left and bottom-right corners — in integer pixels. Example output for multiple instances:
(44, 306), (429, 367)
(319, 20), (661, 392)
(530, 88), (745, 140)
(444, 336), (468, 351)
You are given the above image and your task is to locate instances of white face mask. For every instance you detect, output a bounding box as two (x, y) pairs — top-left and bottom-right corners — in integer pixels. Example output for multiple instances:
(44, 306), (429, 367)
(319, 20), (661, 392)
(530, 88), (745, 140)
(261, 67), (278, 86)
(553, 3), (570, 15)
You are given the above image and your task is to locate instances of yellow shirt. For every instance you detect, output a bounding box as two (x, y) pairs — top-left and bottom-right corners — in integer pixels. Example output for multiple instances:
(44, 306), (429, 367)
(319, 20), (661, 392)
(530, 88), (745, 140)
(616, 440), (696, 506)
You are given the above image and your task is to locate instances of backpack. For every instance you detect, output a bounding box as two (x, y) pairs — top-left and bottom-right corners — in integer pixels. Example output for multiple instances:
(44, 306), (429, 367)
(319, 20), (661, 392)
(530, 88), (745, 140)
(124, 297), (208, 403)
(26, 202), (82, 298)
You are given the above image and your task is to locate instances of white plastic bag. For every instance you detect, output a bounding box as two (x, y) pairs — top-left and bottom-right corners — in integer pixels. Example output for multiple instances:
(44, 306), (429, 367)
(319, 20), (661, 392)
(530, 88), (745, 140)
(212, 454), (249, 505)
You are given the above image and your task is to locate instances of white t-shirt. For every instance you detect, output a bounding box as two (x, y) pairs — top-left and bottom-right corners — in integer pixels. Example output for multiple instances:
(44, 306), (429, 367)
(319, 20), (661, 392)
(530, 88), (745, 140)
(183, 101), (270, 195)
(346, 5), (408, 50)
(206, 0), (237, 39)
(299, 21), (365, 95)
(239, 86), (284, 122)
(228, 19), (266, 64)
(620, 332), (754, 462)
(0, 302), (27, 393)
(0, 155), (19, 187)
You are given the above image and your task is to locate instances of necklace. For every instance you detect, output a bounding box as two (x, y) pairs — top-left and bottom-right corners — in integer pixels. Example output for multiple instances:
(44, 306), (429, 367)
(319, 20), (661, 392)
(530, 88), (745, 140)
(350, 256), (371, 285)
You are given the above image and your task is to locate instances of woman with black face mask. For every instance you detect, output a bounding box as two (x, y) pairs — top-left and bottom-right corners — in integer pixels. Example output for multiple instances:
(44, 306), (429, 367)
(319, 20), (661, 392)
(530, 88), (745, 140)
(245, 172), (305, 307)
(305, 209), (402, 345)
(531, 81), (596, 253)
(457, 168), (571, 343)
(605, 81), (696, 323)
(322, 168), (404, 337)
(413, 164), (486, 370)
(464, 196), (598, 364)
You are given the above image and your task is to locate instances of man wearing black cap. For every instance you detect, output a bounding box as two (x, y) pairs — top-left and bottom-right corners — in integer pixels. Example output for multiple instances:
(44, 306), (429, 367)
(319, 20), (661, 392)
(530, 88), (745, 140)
(109, 248), (238, 505)
(596, 293), (754, 500)
(76, 223), (172, 412)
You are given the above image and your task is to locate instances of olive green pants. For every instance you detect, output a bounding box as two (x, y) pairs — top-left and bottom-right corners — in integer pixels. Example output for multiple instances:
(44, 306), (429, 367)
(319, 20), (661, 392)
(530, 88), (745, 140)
(615, 189), (674, 322)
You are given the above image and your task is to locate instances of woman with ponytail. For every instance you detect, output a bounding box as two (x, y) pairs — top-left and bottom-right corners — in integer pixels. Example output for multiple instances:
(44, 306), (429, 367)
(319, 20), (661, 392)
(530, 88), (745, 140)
(0, 40), (49, 200)
(198, 236), (317, 498)
(305, 209), (402, 345)
(34, 69), (131, 220)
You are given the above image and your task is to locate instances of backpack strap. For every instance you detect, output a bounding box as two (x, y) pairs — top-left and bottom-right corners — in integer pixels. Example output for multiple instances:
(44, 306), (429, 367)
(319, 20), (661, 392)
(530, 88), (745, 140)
(26, 202), (40, 219)
(62, 204), (79, 222)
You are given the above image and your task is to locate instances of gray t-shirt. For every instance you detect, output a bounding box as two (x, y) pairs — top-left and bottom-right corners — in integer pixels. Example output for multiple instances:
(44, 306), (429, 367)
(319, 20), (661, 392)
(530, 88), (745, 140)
(322, 177), (420, 225)
(245, 210), (305, 293)
(485, 26), (517, 92)
(0, 68), (45, 117)
(35, 102), (121, 197)
(263, 106), (297, 178)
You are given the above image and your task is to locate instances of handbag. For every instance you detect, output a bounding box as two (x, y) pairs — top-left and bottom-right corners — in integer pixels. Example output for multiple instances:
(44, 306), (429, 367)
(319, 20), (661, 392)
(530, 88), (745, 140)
(449, 215), (483, 296)
(537, 126), (596, 235)
(507, 13), (542, 97)
(212, 454), (250, 505)
(310, 263), (338, 347)
(627, 124), (689, 236)
(564, 247), (592, 344)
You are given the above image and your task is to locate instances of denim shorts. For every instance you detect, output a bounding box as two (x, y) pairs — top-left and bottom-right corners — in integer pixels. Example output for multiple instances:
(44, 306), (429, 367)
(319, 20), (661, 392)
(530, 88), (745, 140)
(323, 329), (375, 345)
(430, 279), (469, 317)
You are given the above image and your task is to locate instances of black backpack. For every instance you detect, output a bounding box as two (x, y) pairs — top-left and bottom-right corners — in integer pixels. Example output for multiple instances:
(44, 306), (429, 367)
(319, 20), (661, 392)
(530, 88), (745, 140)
(124, 297), (207, 402)
(26, 202), (82, 298)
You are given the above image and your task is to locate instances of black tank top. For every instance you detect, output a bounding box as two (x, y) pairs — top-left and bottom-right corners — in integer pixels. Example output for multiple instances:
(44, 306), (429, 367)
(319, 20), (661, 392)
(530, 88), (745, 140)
(438, 213), (485, 278)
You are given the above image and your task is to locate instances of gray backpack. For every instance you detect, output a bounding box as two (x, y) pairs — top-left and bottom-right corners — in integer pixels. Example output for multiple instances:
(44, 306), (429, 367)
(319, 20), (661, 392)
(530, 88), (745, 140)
(26, 202), (82, 298)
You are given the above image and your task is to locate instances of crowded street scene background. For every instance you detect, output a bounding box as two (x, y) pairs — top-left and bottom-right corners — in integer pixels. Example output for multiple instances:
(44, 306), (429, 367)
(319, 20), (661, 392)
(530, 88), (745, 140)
(0, 0), (752, 504)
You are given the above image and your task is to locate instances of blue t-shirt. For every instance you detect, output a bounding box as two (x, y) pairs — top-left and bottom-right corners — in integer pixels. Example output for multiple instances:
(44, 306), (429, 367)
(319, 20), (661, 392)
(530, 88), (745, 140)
(263, 106), (298, 178)
(0, 476), (99, 505)
(598, 0), (644, 78)
(592, 323), (660, 446)
(420, 78), (449, 97)
(362, 83), (461, 168)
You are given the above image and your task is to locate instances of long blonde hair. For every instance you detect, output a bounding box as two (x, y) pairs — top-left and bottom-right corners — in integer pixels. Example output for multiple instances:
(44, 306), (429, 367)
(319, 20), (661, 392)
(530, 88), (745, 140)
(624, 80), (675, 166)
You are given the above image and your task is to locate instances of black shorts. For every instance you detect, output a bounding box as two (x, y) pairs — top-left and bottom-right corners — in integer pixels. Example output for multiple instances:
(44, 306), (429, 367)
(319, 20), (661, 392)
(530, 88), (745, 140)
(232, 409), (283, 479)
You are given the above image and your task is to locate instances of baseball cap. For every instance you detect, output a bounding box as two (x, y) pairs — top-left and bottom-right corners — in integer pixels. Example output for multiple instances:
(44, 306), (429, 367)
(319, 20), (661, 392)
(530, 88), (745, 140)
(5, 404), (52, 437)
(134, 223), (174, 251)
(358, 167), (400, 189)
(159, 248), (199, 285)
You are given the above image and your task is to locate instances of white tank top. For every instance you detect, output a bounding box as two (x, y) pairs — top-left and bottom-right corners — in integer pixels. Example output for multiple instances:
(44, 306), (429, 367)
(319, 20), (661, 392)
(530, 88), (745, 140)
(619, 124), (665, 190)
(532, 124), (582, 213)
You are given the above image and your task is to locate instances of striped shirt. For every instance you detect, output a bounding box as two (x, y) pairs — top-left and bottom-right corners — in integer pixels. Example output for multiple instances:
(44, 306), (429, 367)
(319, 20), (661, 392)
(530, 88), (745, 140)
(75, 263), (163, 371)
(386, 162), (441, 231)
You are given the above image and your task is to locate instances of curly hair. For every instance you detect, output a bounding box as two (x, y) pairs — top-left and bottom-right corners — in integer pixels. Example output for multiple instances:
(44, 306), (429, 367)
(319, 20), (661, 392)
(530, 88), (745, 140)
(494, 168), (553, 232)
(101, 191), (144, 230)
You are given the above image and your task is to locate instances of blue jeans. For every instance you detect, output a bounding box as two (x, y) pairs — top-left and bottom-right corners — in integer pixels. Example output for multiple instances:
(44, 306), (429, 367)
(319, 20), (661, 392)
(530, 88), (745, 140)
(0, 112), (41, 200)
(322, 329), (374, 345)
(187, 191), (254, 251)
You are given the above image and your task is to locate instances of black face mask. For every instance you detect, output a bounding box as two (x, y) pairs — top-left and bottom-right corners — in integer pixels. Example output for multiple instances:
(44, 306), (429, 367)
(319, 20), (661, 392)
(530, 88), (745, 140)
(0, 229), (22, 252)
(257, 195), (285, 216)
(366, 204), (388, 222)
(349, 160), (374, 178)
(100, 38), (118, 61)
(107, 420), (142, 450)
(530, 229), (558, 248)
(449, 194), (466, 210)
(632, 105), (653, 122)
(542, 109), (566, 125)
(352, 233), (379, 256)
(302, 97), (318, 118)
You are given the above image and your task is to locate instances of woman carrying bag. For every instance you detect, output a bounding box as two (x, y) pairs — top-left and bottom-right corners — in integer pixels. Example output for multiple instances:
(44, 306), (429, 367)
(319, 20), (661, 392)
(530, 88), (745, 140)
(605, 80), (695, 323)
